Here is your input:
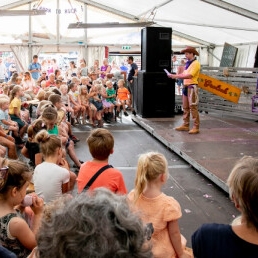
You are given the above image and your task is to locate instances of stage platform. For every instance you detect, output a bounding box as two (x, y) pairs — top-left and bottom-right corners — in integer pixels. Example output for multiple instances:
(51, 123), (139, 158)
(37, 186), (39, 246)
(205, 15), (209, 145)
(132, 112), (258, 193)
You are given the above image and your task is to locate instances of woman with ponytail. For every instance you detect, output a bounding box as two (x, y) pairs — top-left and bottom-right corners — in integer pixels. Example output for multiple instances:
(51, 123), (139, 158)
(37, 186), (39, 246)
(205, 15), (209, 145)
(127, 152), (192, 258)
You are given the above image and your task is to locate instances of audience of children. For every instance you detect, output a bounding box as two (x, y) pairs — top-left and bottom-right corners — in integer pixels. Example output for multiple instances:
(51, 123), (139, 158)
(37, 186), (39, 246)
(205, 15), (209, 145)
(1, 58), (135, 134)
(2, 58), (251, 258)
(127, 152), (193, 258)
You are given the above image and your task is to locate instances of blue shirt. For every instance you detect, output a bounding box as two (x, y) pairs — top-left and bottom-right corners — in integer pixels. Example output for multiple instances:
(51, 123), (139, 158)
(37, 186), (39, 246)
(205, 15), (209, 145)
(120, 65), (128, 72)
(28, 62), (41, 80)
(127, 63), (138, 81)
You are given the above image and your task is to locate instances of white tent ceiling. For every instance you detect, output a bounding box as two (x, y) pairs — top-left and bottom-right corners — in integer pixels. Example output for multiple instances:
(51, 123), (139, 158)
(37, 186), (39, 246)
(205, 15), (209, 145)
(0, 0), (258, 48)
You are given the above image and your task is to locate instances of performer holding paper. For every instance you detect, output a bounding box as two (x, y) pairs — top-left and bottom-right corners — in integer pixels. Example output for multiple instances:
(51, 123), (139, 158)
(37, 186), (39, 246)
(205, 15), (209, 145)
(167, 46), (200, 134)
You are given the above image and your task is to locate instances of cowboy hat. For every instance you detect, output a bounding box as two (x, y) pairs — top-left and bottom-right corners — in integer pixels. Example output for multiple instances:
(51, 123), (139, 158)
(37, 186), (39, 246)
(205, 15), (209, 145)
(181, 46), (199, 56)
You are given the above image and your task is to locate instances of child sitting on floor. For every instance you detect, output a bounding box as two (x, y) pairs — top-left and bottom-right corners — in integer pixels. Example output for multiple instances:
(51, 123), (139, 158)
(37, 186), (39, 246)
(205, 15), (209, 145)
(127, 152), (193, 258)
(88, 85), (103, 128)
(33, 130), (71, 203)
(0, 95), (23, 146)
(60, 84), (75, 125)
(77, 128), (127, 194)
(48, 94), (79, 143)
(21, 119), (46, 168)
(68, 82), (83, 125)
(78, 85), (97, 125)
(8, 85), (28, 140)
(40, 106), (83, 169)
(97, 82), (114, 123)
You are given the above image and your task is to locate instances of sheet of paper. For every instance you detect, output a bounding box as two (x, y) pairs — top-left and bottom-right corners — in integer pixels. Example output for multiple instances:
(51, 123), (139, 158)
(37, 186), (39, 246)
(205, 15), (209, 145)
(164, 69), (171, 75)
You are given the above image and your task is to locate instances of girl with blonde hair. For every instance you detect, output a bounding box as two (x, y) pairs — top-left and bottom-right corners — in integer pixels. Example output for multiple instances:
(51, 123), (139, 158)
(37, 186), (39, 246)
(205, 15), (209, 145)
(22, 71), (37, 100)
(78, 85), (97, 125)
(88, 85), (103, 127)
(128, 152), (192, 258)
(9, 85), (28, 139)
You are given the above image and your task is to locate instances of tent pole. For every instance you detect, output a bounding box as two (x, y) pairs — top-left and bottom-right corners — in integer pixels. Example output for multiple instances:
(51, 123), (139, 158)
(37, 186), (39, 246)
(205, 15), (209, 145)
(57, 0), (60, 52)
(84, 3), (88, 62)
(28, 2), (32, 64)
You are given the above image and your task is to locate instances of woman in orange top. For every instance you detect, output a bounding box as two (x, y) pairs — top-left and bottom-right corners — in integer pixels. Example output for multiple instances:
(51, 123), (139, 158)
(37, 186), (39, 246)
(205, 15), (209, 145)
(127, 152), (193, 258)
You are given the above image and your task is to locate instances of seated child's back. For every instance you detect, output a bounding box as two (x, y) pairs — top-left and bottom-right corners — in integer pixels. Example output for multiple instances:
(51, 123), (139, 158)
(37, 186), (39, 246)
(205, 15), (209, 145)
(77, 128), (127, 194)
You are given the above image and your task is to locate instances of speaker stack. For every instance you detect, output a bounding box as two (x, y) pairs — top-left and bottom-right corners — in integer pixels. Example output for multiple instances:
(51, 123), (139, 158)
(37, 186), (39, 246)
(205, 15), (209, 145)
(134, 27), (175, 118)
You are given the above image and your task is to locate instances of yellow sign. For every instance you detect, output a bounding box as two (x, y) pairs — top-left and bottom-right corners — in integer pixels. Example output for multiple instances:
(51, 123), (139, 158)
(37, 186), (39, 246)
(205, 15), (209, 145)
(198, 73), (241, 103)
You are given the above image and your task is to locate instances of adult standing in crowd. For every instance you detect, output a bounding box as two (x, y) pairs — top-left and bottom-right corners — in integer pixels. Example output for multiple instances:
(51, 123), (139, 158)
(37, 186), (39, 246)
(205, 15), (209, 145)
(167, 46), (200, 134)
(28, 55), (41, 81)
(127, 56), (138, 116)
(0, 58), (7, 83)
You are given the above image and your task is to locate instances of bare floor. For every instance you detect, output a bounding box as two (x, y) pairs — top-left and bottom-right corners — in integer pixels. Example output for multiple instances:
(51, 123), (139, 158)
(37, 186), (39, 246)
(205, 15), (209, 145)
(68, 115), (239, 247)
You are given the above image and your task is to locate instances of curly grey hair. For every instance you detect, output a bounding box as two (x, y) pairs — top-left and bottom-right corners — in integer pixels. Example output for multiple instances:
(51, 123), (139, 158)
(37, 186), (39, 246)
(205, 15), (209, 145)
(36, 188), (152, 258)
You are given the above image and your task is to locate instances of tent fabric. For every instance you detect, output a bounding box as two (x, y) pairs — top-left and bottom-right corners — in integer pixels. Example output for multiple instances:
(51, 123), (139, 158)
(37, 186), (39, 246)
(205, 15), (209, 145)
(0, 0), (257, 46)
(0, 0), (257, 67)
(10, 45), (42, 72)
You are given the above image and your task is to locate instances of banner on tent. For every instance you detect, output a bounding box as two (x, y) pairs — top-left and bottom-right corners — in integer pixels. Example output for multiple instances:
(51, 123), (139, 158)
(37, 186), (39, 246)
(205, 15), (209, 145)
(198, 73), (241, 103)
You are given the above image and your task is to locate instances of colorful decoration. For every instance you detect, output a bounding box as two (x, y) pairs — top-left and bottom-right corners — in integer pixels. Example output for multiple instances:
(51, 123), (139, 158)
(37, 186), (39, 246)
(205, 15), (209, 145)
(198, 73), (241, 103)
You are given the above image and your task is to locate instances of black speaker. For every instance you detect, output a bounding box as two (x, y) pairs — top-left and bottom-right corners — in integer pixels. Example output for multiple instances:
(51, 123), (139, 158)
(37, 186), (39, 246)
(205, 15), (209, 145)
(135, 71), (175, 118)
(141, 27), (172, 72)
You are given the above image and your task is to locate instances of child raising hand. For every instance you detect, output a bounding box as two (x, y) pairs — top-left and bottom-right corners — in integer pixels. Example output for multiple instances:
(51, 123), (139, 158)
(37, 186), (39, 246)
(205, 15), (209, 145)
(127, 152), (193, 258)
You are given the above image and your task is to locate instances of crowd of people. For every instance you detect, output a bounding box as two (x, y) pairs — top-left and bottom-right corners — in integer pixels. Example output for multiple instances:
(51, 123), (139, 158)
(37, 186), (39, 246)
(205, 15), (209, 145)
(0, 54), (139, 160)
(0, 52), (257, 258)
(0, 55), (137, 127)
(0, 126), (257, 257)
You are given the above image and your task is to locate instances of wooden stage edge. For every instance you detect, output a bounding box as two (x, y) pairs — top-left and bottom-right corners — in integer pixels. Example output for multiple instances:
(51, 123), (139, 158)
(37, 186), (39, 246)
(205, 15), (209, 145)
(132, 113), (258, 194)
